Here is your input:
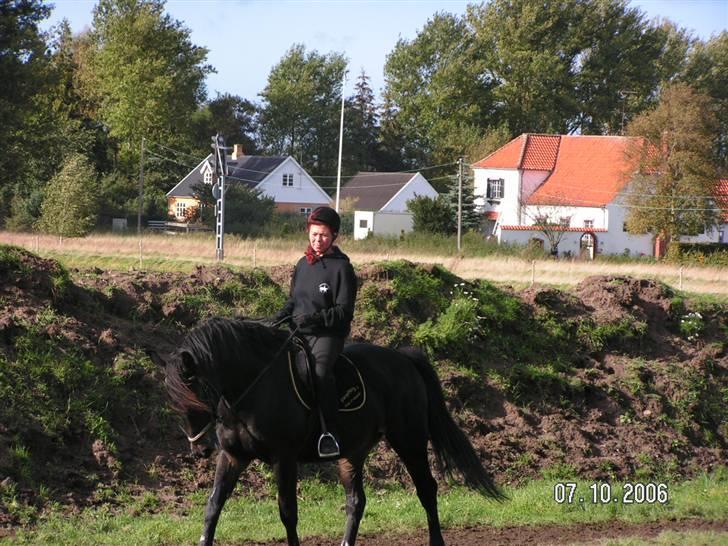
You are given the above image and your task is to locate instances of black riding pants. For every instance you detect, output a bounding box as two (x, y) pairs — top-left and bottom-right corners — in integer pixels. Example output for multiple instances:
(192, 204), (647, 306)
(303, 335), (345, 434)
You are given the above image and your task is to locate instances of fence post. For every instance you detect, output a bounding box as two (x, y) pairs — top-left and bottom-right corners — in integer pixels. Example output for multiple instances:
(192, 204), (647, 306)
(253, 242), (257, 268)
(679, 265), (683, 290)
(138, 238), (143, 269)
(531, 260), (536, 286)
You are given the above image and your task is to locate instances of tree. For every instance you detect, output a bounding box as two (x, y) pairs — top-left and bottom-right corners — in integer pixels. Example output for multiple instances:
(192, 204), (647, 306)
(382, 12), (491, 167)
(192, 181), (275, 237)
(37, 153), (99, 237)
(0, 0), (51, 224)
(343, 69), (380, 173)
(82, 0), (212, 166)
(192, 93), (259, 155)
(407, 195), (456, 235)
(444, 174), (481, 232)
(681, 32), (728, 168)
(624, 84), (720, 243)
(259, 44), (346, 177)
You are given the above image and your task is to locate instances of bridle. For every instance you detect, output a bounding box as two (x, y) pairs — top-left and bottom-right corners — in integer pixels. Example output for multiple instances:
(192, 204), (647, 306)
(181, 321), (299, 444)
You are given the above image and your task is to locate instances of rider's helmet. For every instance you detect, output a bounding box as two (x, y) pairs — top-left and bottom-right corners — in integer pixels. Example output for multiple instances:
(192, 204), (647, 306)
(307, 206), (341, 237)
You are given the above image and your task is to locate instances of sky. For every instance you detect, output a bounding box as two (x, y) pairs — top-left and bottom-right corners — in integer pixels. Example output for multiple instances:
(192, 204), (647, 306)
(43, 0), (728, 102)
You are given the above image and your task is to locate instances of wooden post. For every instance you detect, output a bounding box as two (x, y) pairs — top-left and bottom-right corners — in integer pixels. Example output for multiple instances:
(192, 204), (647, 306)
(531, 260), (536, 286)
(138, 238), (143, 270)
(253, 242), (257, 268)
(679, 265), (683, 290)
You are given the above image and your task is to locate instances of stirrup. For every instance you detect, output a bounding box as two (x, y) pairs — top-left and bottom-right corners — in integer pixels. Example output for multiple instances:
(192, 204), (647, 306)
(317, 432), (340, 458)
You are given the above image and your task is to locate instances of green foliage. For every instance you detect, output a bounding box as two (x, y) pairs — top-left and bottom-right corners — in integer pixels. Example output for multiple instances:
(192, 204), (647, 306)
(408, 195), (456, 235)
(84, 0), (211, 166)
(577, 318), (648, 353)
(625, 84), (720, 241)
(665, 242), (728, 266)
(679, 311), (705, 342)
(37, 153), (99, 237)
(258, 44), (346, 176)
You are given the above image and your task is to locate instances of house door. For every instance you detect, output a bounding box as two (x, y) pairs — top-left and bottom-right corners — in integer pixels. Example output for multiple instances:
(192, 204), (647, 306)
(580, 232), (596, 260)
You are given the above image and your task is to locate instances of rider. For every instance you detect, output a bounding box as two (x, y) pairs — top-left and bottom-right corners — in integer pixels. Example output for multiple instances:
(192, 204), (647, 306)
(272, 206), (357, 458)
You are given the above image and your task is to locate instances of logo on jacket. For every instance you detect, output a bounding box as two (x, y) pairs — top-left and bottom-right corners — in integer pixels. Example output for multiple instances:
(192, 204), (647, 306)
(318, 283), (330, 294)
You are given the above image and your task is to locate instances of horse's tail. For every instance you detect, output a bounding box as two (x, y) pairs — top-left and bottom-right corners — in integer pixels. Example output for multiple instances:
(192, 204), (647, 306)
(399, 347), (506, 501)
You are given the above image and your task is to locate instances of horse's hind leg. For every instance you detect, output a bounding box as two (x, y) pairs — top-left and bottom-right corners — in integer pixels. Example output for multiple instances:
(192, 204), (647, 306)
(274, 458), (300, 546)
(338, 456), (366, 546)
(389, 439), (445, 546)
(200, 451), (248, 546)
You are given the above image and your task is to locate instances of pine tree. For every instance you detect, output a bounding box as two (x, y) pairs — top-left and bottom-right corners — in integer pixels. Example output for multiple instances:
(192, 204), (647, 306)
(344, 69), (380, 172)
(444, 174), (481, 232)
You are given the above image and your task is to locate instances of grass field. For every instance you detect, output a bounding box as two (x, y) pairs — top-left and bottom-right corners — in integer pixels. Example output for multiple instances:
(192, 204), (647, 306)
(1, 231), (727, 295)
(5, 471), (727, 545)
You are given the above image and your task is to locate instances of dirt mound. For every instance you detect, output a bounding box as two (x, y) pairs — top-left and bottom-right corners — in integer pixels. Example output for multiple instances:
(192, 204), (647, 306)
(1, 251), (726, 532)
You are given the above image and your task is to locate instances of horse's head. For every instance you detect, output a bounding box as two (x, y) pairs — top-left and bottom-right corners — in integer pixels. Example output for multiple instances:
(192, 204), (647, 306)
(148, 349), (216, 458)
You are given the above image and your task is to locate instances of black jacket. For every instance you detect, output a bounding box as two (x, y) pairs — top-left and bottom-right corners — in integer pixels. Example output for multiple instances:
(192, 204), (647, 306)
(276, 247), (357, 337)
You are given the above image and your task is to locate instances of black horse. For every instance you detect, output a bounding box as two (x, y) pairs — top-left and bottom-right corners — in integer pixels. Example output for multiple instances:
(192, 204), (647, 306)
(153, 317), (504, 546)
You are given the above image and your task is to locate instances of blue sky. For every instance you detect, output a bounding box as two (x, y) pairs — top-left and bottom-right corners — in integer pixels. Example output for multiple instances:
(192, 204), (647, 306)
(44, 0), (727, 102)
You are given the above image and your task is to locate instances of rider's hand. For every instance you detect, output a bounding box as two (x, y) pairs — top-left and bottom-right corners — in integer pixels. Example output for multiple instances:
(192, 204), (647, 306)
(292, 312), (321, 329)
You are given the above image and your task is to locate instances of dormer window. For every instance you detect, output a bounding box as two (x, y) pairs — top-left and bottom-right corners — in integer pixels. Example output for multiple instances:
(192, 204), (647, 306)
(282, 174), (294, 186)
(486, 178), (504, 200)
(204, 170), (213, 185)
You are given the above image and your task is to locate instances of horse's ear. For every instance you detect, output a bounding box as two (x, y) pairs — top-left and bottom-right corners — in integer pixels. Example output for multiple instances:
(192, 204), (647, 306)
(147, 349), (167, 369)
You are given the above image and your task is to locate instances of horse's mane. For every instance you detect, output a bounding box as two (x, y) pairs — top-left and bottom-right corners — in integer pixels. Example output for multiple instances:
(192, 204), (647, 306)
(165, 317), (290, 414)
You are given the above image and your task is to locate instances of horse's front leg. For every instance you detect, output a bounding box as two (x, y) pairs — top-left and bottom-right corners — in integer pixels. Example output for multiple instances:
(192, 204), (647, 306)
(199, 450), (248, 546)
(274, 458), (300, 546)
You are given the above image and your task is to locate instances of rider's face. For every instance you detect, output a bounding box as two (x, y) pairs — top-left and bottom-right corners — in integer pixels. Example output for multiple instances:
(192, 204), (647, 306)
(308, 223), (334, 256)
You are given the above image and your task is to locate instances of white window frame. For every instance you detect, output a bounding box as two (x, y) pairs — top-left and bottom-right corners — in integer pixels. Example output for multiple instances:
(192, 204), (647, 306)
(487, 178), (504, 200)
(283, 174), (294, 187)
(204, 170), (213, 185)
(299, 207), (312, 215)
(584, 219), (594, 229)
(176, 202), (187, 218)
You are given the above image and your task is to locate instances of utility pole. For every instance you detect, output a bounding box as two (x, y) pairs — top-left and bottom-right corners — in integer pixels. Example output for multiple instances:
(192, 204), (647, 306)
(212, 134), (227, 261)
(138, 137), (145, 234)
(457, 157), (463, 253)
(335, 70), (346, 212)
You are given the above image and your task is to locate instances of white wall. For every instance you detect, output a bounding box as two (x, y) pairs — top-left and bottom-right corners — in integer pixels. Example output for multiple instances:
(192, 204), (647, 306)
(381, 173), (438, 212)
(473, 167), (521, 226)
(256, 157), (330, 206)
(354, 211), (413, 240)
(521, 204), (608, 229)
(354, 211), (375, 240)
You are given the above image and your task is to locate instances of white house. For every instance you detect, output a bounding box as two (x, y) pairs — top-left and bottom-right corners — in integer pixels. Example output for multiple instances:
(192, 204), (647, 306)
(339, 171), (438, 239)
(472, 134), (723, 258)
(167, 144), (331, 220)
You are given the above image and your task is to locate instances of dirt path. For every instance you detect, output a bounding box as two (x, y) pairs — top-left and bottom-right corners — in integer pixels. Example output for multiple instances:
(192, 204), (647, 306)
(252, 519), (728, 545)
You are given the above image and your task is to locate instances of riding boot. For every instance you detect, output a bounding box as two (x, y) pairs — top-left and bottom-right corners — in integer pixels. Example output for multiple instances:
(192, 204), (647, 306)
(316, 373), (340, 458)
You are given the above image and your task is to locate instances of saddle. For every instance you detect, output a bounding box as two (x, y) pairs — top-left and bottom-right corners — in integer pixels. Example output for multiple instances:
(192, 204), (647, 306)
(288, 337), (366, 412)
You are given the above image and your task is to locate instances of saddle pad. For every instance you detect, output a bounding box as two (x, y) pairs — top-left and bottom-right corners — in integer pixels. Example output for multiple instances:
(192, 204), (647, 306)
(288, 352), (366, 412)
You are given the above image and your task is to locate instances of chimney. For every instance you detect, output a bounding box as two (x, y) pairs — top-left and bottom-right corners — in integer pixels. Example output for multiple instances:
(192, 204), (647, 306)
(232, 144), (245, 160)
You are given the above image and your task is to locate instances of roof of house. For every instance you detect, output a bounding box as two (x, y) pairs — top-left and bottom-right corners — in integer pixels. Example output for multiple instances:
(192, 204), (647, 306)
(167, 154), (287, 198)
(717, 178), (728, 222)
(473, 134), (637, 208)
(339, 172), (418, 211)
(472, 134), (561, 170)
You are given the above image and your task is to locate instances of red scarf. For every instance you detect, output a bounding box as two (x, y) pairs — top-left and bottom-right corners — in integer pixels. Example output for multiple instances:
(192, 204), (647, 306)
(305, 244), (319, 264)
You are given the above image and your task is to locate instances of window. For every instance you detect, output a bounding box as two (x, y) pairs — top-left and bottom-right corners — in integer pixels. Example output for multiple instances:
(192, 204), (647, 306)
(559, 217), (570, 227)
(299, 207), (312, 215)
(486, 178), (504, 200)
(359, 219), (368, 228)
(584, 219), (594, 229)
(623, 222), (628, 232)
(535, 215), (549, 226)
(204, 170), (213, 185)
(175, 202), (186, 218)
(282, 174), (294, 186)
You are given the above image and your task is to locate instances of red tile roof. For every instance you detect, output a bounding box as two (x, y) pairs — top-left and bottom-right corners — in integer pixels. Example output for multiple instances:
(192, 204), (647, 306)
(500, 225), (607, 232)
(472, 134), (560, 170)
(528, 135), (635, 207)
(716, 178), (728, 222)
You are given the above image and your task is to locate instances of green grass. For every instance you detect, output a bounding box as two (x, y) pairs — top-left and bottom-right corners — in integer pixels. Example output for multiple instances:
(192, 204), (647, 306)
(6, 470), (727, 545)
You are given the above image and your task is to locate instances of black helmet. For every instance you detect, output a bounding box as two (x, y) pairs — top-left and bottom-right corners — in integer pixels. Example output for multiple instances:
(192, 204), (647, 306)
(307, 206), (341, 235)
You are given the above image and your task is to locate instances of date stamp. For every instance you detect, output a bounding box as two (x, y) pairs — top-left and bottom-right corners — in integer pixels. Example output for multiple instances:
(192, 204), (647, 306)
(553, 482), (669, 505)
